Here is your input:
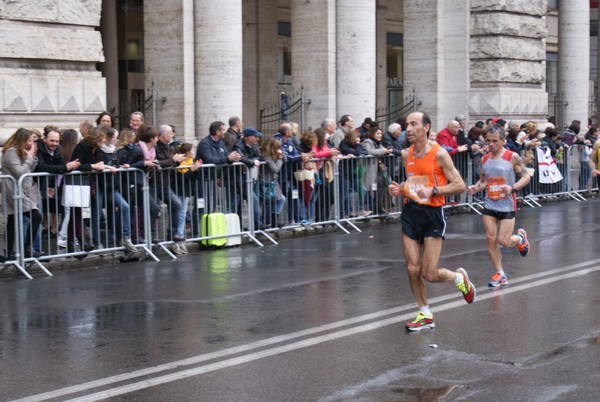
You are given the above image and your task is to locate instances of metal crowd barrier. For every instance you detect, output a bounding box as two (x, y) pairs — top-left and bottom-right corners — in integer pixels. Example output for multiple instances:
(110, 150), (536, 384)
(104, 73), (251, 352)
(4, 144), (597, 279)
(0, 174), (34, 278)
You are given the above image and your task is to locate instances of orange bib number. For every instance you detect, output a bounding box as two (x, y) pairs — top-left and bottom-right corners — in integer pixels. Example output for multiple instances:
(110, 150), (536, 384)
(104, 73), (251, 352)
(487, 177), (507, 200)
(404, 176), (431, 205)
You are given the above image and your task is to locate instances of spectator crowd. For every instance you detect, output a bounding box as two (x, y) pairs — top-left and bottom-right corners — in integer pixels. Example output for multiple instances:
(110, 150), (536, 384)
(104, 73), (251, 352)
(1, 110), (598, 262)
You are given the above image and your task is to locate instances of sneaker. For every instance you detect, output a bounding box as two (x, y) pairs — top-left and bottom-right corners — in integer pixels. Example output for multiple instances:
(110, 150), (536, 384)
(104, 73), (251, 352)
(456, 267), (476, 304)
(300, 219), (312, 225)
(171, 243), (184, 255)
(57, 238), (67, 248)
(179, 243), (188, 254)
(517, 228), (529, 257)
(405, 312), (435, 332)
(358, 210), (372, 217)
(122, 238), (138, 253)
(488, 272), (508, 287)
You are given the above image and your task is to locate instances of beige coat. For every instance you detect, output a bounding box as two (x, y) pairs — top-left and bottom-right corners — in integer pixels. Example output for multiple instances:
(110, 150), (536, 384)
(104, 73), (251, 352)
(1, 147), (39, 214)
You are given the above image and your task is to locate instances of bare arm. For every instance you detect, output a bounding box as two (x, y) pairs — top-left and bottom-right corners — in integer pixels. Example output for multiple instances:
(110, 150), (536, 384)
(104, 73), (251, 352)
(467, 166), (488, 194)
(511, 152), (531, 191)
(431, 147), (466, 197)
(591, 141), (600, 177)
(388, 148), (409, 196)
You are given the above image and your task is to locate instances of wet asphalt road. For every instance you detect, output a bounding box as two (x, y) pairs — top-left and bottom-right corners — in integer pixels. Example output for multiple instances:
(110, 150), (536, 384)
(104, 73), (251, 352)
(1, 198), (599, 401)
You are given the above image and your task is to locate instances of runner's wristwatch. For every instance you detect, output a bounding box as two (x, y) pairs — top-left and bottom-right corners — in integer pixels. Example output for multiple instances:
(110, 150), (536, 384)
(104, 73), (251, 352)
(432, 187), (438, 196)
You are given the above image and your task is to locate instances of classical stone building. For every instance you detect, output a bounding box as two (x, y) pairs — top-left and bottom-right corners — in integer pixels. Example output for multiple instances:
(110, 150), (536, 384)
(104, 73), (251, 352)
(0, 0), (595, 143)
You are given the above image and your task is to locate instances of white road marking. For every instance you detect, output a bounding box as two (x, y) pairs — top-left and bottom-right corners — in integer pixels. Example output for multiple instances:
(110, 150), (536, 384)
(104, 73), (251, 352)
(12, 261), (600, 402)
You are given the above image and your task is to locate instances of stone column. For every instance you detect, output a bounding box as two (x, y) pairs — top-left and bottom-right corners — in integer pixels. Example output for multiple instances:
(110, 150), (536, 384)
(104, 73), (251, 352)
(375, 2), (387, 115)
(195, 0), (243, 139)
(558, 0), (590, 130)
(404, 0), (470, 129)
(100, 0), (119, 115)
(336, 0), (377, 124)
(243, 0), (279, 129)
(469, 0), (548, 125)
(144, 0), (195, 139)
(291, 0), (337, 129)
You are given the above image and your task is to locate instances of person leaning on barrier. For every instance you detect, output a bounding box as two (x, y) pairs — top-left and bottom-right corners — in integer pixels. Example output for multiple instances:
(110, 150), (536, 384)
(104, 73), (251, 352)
(67, 127), (112, 257)
(330, 114), (353, 148)
(35, 128), (81, 238)
(259, 136), (287, 228)
(234, 127), (264, 229)
(312, 128), (340, 223)
(156, 124), (186, 242)
(196, 121), (241, 165)
(274, 123), (313, 225)
(322, 117), (337, 148)
(96, 127), (138, 253)
(195, 121), (241, 216)
(172, 143), (202, 254)
(382, 123), (403, 156)
(362, 125), (393, 215)
(120, 125), (163, 243)
(338, 127), (370, 218)
(1, 128), (42, 261)
(436, 120), (469, 156)
(224, 116), (243, 153)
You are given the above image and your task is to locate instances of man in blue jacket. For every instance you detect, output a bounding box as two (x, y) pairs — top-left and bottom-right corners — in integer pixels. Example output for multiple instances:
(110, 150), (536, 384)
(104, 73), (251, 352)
(196, 121), (241, 215)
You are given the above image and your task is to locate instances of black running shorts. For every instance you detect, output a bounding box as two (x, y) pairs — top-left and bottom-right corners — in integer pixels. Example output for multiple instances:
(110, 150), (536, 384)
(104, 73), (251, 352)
(481, 208), (515, 220)
(401, 202), (446, 244)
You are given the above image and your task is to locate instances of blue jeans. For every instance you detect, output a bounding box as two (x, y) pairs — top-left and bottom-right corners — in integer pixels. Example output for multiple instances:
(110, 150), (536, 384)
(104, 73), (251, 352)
(107, 191), (133, 240)
(176, 196), (189, 238)
(156, 186), (183, 238)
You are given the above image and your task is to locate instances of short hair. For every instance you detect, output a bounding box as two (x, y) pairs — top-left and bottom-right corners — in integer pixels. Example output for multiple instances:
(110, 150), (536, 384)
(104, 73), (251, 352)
(408, 112), (431, 136)
(321, 118), (335, 129)
(339, 114), (352, 127)
(138, 126), (159, 143)
(131, 111), (144, 121)
(487, 124), (506, 139)
(228, 116), (240, 127)
(79, 120), (94, 134)
(158, 124), (173, 137)
(278, 123), (291, 136)
(387, 122), (401, 134)
(43, 125), (60, 135)
(475, 121), (484, 129)
(455, 114), (467, 124)
(209, 121), (225, 136)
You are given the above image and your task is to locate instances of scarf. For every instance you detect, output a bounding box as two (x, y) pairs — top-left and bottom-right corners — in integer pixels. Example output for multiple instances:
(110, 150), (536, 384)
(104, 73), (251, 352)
(139, 141), (156, 161)
(101, 143), (116, 154)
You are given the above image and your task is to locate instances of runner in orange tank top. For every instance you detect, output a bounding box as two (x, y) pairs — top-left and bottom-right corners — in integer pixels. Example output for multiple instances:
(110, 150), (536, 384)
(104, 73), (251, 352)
(387, 111), (476, 332)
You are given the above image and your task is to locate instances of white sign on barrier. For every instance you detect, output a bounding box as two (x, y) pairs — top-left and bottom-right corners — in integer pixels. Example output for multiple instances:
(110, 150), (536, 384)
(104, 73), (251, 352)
(536, 147), (563, 184)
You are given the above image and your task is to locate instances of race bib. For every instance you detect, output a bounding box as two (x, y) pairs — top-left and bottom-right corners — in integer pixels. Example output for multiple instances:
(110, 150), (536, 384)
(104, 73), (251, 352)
(404, 175), (431, 205)
(487, 176), (507, 200)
